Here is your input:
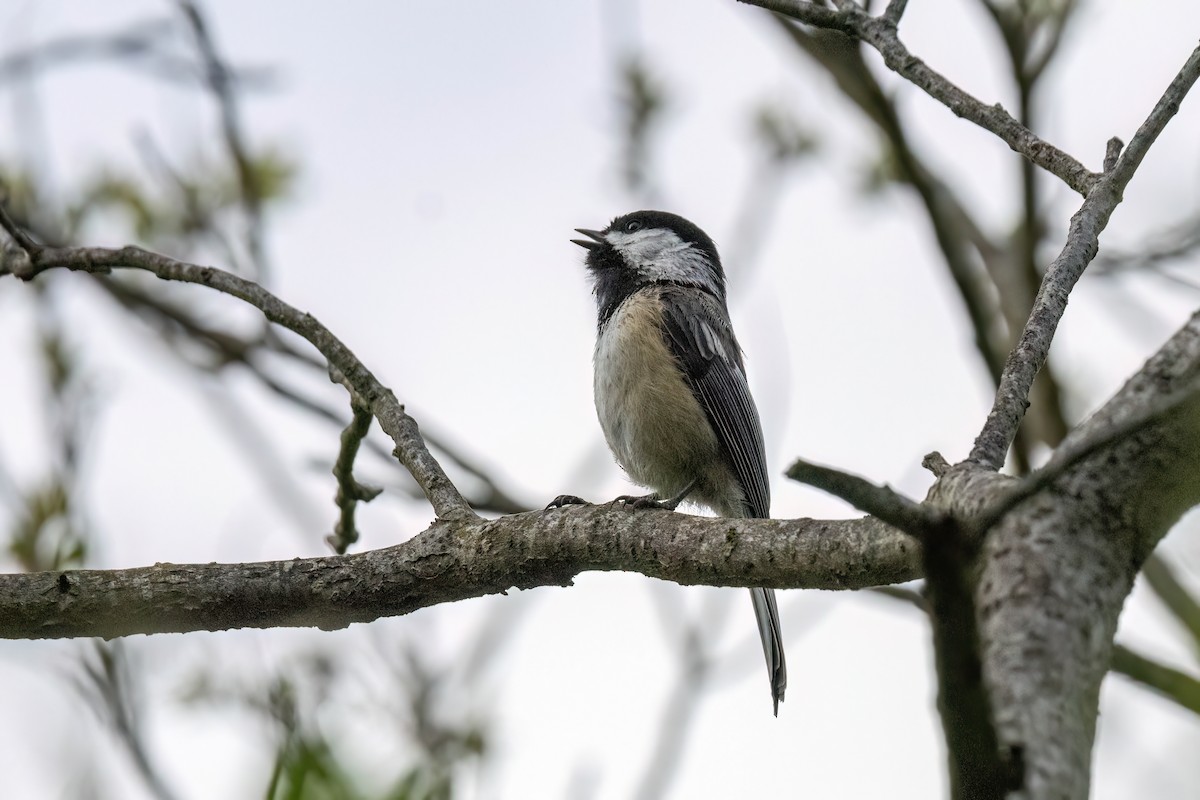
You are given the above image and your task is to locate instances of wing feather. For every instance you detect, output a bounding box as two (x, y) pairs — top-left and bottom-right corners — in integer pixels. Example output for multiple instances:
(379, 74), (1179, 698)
(659, 288), (770, 519)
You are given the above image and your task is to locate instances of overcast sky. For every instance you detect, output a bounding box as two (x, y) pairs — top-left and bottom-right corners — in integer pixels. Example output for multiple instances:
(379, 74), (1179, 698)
(2, 2), (1200, 798)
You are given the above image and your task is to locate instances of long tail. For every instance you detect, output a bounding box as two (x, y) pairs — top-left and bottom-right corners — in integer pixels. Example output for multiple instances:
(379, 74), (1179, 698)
(750, 587), (787, 716)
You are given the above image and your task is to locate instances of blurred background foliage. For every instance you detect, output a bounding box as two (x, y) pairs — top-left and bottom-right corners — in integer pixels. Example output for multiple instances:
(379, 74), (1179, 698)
(1, 1), (1199, 798)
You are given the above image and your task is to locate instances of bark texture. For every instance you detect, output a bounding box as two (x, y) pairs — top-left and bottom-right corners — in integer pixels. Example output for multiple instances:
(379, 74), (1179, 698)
(0, 510), (915, 639)
(933, 310), (1200, 799)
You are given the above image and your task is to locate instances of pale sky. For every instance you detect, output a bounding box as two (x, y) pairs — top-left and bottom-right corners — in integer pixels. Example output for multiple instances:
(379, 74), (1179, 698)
(1, 2), (1200, 798)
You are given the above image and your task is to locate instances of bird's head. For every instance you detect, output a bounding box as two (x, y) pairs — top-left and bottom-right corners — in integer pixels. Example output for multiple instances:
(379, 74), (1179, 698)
(573, 210), (726, 324)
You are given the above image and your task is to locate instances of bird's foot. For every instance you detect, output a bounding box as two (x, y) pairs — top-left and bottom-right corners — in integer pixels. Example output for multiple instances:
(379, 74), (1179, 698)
(612, 493), (682, 511)
(613, 478), (698, 512)
(546, 494), (589, 510)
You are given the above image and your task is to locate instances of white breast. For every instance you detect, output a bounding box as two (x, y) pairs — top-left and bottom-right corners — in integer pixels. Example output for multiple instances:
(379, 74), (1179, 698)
(592, 290), (723, 498)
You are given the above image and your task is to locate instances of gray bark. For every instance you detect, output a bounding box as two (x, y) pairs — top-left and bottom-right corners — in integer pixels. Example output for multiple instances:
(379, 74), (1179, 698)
(0, 511), (914, 639)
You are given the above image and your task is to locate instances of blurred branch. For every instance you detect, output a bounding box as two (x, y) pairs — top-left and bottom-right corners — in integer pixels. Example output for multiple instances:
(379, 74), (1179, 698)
(970, 42), (1200, 470)
(723, 101), (817, 276)
(385, 645), (487, 795)
(95, 275), (529, 516)
(177, 0), (269, 279)
(421, 426), (532, 515)
(1142, 553), (1200, 655)
(1026, 2), (1078, 84)
(617, 56), (669, 199)
(1093, 212), (1200, 278)
(741, 0), (1099, 194)
(133, 130), (243, 269)
(0, 16), (274, 89)
(979, 0), (1079, 89)
(771, 20), (1009, 381)
(6, 478), (86, 573)
(633, 618), (712, 800)
(96, 275), (260, 366)
(196, 378), (329, 541)
(71, 642), (181, 800)
(770, 6), (1076, 469)
(6, 294), (94, 573)
(1111, 643), (1200, 716)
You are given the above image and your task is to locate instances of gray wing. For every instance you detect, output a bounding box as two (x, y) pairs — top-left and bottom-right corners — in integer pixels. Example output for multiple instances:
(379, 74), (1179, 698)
(659, 287), (770, 519)
(660, 287), (785, 713)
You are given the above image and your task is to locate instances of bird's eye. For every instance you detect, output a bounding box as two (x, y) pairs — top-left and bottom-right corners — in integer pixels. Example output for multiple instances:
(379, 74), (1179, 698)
(624, 220), (641, 233)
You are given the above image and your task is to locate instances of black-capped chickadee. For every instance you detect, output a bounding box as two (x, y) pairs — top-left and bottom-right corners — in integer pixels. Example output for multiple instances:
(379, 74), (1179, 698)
(551, 210), (786, 715)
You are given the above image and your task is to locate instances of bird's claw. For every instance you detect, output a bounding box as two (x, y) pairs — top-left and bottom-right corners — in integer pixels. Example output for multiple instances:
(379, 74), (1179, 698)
(546, 494), (589, 510)
(613, 493), (679, 511)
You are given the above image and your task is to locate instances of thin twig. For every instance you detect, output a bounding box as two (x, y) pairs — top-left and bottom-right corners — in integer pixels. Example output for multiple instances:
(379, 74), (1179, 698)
(786, 457), (931, 537)
(969, 42), (1200, 470)
(328, 402), (382, 554)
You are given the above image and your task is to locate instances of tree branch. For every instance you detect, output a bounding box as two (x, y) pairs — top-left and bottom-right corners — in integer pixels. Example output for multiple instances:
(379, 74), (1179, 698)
(0, 229), (474, 521)
(767, 15), (1068, 472)
(882, 0), (908, 26)
(974, 374), (1200, 532)
(790, 456), (1014, 796)
(740, 0), (1099, 194)
(786, 457), (931, 536)
(923, 515), (1021, 799)
(969, 42), (1200, 470)
(965, 305), (1200, 797)
(0, 509), (917, 640)
(327, 402), (382, 555)
(93, 273), (530, 516)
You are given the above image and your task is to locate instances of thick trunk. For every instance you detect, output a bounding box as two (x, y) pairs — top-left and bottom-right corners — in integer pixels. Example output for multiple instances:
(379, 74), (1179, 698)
(945, 310), (1200, 799)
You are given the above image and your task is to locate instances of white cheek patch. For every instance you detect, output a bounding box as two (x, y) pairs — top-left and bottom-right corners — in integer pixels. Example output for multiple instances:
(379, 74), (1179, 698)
(605, 227), (677, 258)
(605, 228), (715, 286)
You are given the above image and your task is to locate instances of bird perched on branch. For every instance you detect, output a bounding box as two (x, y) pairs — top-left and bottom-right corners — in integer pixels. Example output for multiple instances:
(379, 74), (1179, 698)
(550, 210), (786, 715)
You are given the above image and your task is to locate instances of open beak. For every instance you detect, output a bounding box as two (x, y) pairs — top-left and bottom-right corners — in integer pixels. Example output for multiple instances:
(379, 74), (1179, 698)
(571, 228), (605, 250)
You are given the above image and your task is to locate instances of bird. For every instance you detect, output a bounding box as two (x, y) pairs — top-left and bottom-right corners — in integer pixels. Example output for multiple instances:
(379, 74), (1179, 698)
(550, 209), (787, 715)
